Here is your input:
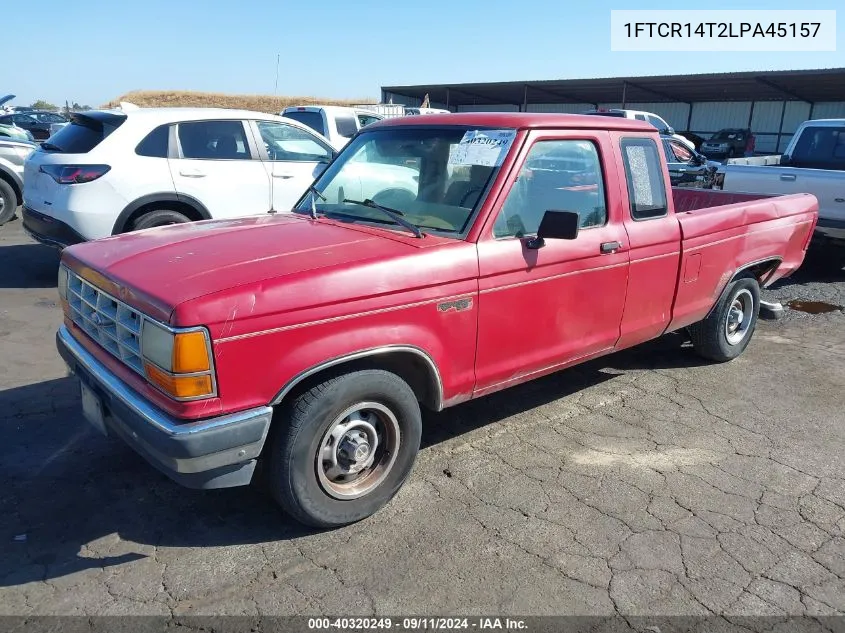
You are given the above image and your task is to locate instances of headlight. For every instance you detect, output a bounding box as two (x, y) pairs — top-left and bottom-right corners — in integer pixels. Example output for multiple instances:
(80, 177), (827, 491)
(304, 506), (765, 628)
(57, 265), (69, 300)
(141, 321), (215, 399)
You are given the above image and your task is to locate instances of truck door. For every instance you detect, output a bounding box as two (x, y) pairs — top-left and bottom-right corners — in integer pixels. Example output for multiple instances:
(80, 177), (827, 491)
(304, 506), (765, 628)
(473, 130), (630, 397)
(611, 134), (683, 349)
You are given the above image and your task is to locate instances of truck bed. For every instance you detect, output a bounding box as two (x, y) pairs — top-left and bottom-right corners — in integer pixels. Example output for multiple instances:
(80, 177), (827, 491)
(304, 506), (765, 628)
(667, 188), (818, 331)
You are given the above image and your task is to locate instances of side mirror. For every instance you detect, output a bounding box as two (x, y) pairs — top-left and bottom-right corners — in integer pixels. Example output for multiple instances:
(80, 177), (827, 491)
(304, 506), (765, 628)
(664, 127), (675, 135)
(525, 210), (580, 249)
(780, 154), (792, 166)
(692, 153), (706, 166)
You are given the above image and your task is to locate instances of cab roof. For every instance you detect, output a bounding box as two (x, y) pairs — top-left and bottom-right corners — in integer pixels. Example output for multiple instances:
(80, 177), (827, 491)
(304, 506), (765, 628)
(372, 111), (656, 131)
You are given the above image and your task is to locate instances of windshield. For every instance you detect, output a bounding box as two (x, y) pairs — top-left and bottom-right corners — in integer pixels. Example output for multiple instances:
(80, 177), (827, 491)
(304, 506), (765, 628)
(294, 126), (517, 236)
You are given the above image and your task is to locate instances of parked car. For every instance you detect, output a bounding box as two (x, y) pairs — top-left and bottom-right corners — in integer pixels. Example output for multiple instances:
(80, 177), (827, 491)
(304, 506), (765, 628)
(581, 108), (696, 151)
(0, 94), (16, 114)
(661, 134), (720, 188)
(0, 122), (35, 142)
(53, 112), (817, 528)
(0, 137), (37, 224)
(403, 107), (451, 115)
(716, 119), (845, 256)
(281, 106), (383, 148)
(22, 107), (346, 248)
(677, 131), (706, 151)
(700, 128), (755, 160)
(0, 110), (68, 141)
(714, 119), (845, 260)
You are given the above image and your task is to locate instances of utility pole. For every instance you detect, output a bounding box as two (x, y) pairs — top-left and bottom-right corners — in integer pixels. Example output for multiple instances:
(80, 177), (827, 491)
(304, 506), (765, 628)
(274, 54), (280, 95)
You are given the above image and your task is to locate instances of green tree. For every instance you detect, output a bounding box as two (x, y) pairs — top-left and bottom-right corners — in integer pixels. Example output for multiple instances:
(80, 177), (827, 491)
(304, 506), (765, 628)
(30, 100), (58, 111)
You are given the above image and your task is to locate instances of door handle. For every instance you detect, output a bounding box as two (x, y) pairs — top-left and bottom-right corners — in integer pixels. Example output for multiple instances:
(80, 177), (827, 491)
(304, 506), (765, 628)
(835, 198), (845, 203)
(600, 241), (622, 254)
(179, 169), (206, 178)
(780, 173), (797, 181)
(273, 172), (295, 179)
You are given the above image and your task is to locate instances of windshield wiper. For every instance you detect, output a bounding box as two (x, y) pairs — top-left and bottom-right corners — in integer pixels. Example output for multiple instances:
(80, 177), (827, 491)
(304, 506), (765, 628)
(40, 142), (63, 152)
(341, 198), (424, 238)
(308, 185), (326, 219)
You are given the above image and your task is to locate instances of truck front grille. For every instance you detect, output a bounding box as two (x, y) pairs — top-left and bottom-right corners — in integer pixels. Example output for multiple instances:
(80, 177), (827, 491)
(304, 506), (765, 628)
(66, 271), (145, 375)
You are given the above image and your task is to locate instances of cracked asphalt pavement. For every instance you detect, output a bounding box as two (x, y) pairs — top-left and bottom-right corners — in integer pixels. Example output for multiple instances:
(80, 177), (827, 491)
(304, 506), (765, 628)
(1, 217), (844, 618)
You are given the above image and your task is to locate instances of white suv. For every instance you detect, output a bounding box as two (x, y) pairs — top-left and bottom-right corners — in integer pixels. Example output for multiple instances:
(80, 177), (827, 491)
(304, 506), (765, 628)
(22, 107), (340, 248)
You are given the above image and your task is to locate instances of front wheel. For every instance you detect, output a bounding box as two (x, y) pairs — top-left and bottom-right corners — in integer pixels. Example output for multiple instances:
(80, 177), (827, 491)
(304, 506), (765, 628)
(688, 275), (760, 362)
(129, 209), (191, 232)
(267, 369), (422, 528)
(0, 178), (17, 225)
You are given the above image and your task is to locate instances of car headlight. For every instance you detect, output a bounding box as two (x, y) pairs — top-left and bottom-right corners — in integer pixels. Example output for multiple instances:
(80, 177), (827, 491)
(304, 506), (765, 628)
(141, 321), (215, 399)
(57, 264), (69, 300)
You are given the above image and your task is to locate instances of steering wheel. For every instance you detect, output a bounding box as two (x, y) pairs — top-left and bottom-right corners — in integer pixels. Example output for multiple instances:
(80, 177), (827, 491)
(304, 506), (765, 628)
(371, 188), (416, 208)
(458, 186), (484, 208)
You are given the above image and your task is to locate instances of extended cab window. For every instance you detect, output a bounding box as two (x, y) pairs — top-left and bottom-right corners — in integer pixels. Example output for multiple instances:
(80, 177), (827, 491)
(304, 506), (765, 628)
(493, 139), (608, 238)
(621, 138), (668, 220)
(178, 120), (251, 160)
(790, 126), (845, 170)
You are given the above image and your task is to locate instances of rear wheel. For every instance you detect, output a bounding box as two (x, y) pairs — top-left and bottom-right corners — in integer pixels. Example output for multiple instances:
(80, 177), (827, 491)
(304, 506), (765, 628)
(267, 369), (422, 528)
(688, 275), (760, 362)
(129, 209), (191, 232)
(0, 179), (17, 225)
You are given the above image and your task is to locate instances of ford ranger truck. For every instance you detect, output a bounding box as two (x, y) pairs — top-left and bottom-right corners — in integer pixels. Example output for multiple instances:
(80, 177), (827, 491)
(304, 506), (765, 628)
(55, 113), (819, 528)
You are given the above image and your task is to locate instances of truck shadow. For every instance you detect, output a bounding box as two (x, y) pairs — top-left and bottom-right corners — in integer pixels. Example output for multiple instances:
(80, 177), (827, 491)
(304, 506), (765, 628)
(0, 334), (707, 588)
(0, 241), (60, 289)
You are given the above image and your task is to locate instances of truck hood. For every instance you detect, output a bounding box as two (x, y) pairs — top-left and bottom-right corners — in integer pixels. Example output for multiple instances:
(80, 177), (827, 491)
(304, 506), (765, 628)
(62, 214), (440, 323)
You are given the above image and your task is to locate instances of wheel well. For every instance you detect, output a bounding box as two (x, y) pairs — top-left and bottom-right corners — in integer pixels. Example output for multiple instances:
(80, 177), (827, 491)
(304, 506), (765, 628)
(279, 351), (442, 412)
(116, 199), (206, 234)
(0, 171), (22, 205)
(733, 258), (781, 287)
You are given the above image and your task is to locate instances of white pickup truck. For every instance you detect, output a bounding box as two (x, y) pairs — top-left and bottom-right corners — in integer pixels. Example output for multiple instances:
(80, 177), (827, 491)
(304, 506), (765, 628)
(715, 119), (845, 259)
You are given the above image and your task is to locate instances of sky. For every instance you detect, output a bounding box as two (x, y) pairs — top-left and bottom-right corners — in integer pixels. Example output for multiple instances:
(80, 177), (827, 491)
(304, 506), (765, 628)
(5, 0), (842, 108)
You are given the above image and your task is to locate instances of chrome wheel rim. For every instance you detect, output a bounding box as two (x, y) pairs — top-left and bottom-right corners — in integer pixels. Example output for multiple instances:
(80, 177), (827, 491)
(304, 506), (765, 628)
(316, 402), (401, 500)
(725, 288), (754, 345)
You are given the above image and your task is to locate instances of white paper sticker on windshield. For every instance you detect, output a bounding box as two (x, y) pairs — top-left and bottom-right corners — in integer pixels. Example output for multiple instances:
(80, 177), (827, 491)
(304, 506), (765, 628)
(448, 129), (516, 167)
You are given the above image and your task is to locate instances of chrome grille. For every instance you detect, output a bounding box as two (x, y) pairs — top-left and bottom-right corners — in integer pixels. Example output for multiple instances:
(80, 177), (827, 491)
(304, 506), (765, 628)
(66, 271), (145, 374)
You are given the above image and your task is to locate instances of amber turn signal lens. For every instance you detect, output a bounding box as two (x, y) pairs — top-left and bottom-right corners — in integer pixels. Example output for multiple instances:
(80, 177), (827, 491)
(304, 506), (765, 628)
(172, 331), (211, 373)
(144, 363), (213, 399)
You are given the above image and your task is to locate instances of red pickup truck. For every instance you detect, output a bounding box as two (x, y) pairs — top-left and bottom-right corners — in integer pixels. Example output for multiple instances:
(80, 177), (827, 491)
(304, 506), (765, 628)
(55, 113), (818, 527)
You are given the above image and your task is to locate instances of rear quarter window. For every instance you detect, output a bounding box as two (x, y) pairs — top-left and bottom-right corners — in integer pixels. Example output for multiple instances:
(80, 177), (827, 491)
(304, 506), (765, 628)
(43, 115), (125, 153)
(621, 137), (668, 220)
(334, 114), (359, 138)
(135, 124), (170, 157)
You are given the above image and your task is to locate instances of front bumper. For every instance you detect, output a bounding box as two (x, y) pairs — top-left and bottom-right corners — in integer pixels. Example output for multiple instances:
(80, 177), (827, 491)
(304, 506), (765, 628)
(57, 325), (274, 489)
(22, 206), (85, 249)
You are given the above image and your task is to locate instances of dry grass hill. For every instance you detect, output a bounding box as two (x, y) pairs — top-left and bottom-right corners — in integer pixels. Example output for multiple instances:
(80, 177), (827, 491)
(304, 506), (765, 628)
(102, 90), (375, 113)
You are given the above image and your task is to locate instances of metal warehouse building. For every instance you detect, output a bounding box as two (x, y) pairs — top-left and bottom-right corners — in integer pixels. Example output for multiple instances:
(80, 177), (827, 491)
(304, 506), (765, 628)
(382, 67), (845, 154)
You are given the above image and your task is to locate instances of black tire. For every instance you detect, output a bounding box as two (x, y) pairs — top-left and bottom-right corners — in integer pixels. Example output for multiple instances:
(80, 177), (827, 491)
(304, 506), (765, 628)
(0, 178), (18, 226)
(129, 209), (191, 232)
(267, 369), (422, 528)
(688, 274), (760, 362)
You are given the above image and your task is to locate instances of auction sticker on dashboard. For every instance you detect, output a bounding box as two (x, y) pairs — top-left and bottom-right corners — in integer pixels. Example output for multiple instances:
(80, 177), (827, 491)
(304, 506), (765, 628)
(448, 129), (515, 167)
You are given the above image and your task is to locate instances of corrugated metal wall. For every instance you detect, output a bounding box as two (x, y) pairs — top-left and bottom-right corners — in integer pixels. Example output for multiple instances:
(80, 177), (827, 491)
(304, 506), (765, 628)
(455, 104), (519, 112)
(525, 103), (594, 113)
(384, 89), (844, 155)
